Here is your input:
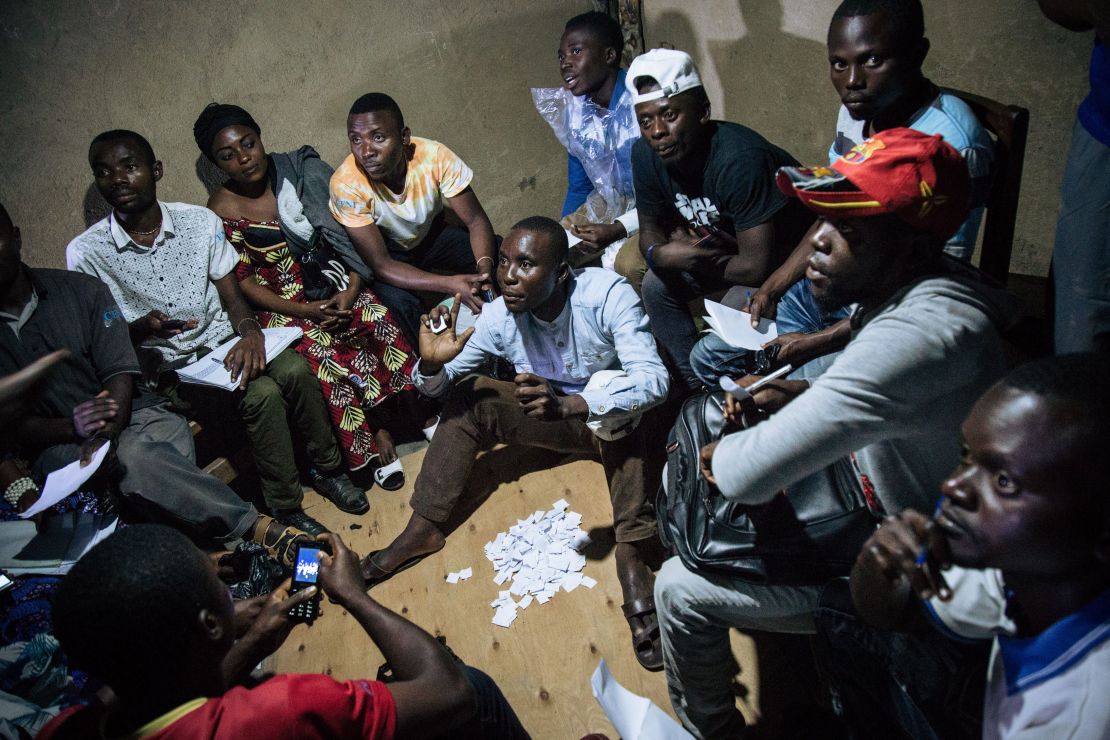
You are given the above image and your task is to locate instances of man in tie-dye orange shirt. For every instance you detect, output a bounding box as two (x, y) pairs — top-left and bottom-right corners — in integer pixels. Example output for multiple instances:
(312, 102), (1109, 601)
(329, 93), (499, 343)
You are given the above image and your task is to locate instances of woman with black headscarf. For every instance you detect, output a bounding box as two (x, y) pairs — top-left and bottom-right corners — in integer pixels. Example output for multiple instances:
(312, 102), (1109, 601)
(194, 103), (434, 490)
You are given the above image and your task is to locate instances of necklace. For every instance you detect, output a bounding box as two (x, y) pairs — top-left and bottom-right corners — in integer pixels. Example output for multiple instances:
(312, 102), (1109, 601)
(124, 220), (161, 237)
(114, 209), (162, 237)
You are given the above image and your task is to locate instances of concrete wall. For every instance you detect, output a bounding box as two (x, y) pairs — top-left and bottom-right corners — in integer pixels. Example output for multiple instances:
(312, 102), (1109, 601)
(0, 0), (592, 269)
(0, 0), (1095, 276)
(644, 0), (1094, 276)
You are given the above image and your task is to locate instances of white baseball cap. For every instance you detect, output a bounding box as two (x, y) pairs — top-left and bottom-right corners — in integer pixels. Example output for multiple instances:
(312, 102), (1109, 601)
(626, 48), (704, 105)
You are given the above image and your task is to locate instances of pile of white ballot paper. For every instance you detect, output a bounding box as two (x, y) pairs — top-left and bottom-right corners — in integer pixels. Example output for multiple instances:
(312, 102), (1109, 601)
(483, 498), (597, 628)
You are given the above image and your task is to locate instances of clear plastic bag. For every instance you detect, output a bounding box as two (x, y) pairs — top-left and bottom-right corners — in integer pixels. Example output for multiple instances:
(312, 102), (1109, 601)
(532, 86), (639, 228)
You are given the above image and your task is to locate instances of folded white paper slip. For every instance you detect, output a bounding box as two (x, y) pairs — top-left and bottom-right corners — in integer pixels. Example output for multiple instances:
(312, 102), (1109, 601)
(702, 299), (777, 350)
(177, 327), (303, 390)
(591, 659), (693, 739)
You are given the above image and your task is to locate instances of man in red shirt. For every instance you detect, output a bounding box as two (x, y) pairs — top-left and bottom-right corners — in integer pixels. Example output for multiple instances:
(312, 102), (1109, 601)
(39, 525), (528, 739)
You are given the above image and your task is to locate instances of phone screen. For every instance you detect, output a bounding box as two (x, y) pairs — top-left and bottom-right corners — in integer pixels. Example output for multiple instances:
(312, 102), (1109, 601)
(293, 546), (322, 586)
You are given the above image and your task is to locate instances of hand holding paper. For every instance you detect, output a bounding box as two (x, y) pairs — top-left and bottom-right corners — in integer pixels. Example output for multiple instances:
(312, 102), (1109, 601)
(20, 441), (111, 518)
(702, 300), (777, 350)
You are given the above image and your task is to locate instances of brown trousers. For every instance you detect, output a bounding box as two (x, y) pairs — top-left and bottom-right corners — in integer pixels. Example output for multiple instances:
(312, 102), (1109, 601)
(410, 375), (663, 543)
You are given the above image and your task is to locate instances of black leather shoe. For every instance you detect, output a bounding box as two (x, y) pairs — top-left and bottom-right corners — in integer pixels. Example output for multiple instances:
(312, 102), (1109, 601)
(310, 468), (370, 515)
(273, 508), (330, 538)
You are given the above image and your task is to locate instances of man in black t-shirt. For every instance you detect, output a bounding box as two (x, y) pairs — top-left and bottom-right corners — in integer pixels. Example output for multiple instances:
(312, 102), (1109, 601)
(629, 49), (813, 391)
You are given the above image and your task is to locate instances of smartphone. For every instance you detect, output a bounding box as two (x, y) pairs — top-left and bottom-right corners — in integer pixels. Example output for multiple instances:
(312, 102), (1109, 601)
(160, 319), (187, 331)
(287, 543), (322, 623)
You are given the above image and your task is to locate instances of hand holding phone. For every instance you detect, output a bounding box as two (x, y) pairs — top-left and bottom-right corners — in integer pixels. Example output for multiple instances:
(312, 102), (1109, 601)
(287, 543), (323, 623)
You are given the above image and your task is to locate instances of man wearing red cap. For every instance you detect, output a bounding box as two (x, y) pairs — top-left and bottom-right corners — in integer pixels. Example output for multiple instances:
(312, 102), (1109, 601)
(653, 128), (1021, 739)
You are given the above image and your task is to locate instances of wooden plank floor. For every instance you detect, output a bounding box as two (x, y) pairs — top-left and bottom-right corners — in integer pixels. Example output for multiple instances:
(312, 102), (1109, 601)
(267, 444), (766, 739)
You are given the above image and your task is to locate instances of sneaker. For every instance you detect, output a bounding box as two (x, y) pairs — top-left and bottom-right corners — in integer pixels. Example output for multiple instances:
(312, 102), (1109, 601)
(310, 468), (369, 515)
(274, 508), (330, 538)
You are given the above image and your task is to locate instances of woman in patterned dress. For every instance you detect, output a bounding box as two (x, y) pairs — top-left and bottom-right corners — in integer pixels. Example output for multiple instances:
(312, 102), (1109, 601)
(194, 103), (426, 483)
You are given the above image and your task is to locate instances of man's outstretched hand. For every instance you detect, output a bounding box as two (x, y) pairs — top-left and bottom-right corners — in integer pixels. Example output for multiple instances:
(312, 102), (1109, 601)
(418, 296), (475, 375)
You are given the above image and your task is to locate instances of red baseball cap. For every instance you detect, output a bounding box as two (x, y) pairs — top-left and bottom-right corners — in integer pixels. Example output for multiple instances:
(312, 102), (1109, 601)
(776, 128), (971, 240)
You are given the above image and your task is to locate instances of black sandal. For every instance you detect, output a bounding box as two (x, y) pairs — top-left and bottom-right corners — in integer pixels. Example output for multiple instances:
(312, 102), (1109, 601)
(361, 545), (442, 589)
(622, 597), (665, 672)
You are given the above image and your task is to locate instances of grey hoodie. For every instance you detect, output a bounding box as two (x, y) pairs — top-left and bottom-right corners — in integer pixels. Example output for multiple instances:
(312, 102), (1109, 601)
(712, 265), (1022, 516)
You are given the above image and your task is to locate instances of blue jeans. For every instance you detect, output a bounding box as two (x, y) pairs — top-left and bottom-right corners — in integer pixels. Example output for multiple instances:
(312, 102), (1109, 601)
(1053, 118), (1110, 353)
(640, 267), (734, 391)
(689, 279), (851, 388)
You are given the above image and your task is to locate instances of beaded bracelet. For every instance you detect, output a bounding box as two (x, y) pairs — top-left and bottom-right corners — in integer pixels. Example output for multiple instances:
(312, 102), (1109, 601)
(4, 477), (37, 508)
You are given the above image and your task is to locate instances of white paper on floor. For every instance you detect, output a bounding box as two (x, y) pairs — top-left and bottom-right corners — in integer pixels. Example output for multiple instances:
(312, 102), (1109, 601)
(484, 498), (593, 627)
(445, 566), (473, 584)
(591, 658), (694, 740)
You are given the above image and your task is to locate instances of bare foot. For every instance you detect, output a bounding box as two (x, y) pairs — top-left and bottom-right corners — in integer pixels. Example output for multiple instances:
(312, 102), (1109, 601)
(362, 513), (445, 578)
(373, 429), (397, 465)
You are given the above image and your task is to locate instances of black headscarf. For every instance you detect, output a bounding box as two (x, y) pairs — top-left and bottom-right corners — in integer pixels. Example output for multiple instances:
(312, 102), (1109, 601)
(192, 103), (261, 160)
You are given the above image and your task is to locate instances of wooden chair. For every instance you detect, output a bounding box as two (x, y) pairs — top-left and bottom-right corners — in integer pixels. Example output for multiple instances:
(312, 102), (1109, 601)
(943, 88), (1030, 286)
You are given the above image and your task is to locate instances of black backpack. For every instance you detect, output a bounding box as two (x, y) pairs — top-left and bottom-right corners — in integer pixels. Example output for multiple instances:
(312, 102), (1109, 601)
(656, 390), (881, 585)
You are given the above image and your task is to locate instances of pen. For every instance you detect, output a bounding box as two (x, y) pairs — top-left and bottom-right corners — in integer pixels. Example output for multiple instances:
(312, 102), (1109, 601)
(718, 363), (795, 395)
(915, 496), (945, 567)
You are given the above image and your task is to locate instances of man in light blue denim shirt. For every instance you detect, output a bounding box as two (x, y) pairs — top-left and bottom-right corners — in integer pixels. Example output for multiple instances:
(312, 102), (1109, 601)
(362, 216), (672, 671)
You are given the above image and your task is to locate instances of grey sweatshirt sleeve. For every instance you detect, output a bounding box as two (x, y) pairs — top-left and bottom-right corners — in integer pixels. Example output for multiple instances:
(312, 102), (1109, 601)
(711, 288), (996, 503)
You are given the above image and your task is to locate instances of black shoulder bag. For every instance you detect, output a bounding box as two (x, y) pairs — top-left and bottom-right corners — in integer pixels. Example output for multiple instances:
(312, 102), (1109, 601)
(656, 390), (881, 585)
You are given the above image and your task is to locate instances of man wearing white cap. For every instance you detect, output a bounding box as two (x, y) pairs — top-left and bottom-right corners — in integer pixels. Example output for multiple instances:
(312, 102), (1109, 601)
(627, 48), (814, 392)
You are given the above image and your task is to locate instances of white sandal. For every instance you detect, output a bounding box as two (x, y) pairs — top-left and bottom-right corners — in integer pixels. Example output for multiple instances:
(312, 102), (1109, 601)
(373, 458), (405, 491)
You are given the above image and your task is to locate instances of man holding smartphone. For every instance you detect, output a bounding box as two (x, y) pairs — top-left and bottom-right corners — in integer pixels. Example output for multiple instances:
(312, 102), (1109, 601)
(40, 526), (529, 739)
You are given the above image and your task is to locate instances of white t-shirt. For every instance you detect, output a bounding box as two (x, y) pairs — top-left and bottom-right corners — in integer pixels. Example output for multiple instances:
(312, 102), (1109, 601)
(927, 567), (1110, 739)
